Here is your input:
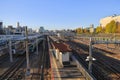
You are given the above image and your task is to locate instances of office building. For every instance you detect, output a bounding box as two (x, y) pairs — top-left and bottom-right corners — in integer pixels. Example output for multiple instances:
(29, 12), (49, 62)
(100, 15), (120, 28)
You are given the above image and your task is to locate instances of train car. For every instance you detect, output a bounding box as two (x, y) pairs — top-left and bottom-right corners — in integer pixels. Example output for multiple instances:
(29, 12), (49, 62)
(12, 41), (26, 56)
(13, 37), (43, 56)
(0, 40), (7, 47)
(29, 43), (36, 53)
(15, 49), (26, 56)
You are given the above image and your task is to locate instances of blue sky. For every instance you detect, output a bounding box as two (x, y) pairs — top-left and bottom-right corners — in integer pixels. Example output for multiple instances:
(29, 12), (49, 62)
(0, 0), (120, 30)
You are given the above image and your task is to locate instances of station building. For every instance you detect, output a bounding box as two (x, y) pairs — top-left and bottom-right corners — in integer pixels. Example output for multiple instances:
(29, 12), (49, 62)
(51, 41), (71, 66)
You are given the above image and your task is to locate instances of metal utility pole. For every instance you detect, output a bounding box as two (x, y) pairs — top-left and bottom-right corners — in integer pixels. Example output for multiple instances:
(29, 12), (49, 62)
(85, 36), (120, 74)
(36, 37), (38, 55)
(114, 33), (116, 48)
(25, 26), (30, 76)
(9, 39), (13, 62)
(88, 37), (93, 73)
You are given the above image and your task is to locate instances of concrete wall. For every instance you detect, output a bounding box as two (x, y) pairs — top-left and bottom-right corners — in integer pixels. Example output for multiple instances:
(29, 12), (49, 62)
(59, 52), (63, 65)
(55, 49), (59, 60)
(62, 52), (70, 62)
(54, 48), (70, 66)
(71, 55), (96, 80)
(58, 52), (70, 66)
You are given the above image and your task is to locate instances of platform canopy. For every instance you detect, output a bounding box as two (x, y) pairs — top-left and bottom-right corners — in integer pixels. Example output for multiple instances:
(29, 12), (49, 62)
(0, 34), (43, 41)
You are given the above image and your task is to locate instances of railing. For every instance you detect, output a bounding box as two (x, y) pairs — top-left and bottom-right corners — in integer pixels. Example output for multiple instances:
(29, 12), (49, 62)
(71, 55), (96, 80)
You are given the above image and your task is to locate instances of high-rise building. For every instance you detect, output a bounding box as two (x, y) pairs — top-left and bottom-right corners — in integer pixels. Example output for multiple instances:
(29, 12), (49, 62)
(0, 22), (4, 34)
(7, 25), (14, 34)
(16, 22), (22, 33)
(17, 22), (20, 28)
(0, 22), (3, 29)
(89, 24), (94, 33)
(39, 26), (45, 33)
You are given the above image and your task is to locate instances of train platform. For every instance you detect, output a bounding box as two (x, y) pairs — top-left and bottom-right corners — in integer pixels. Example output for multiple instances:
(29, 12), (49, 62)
(50, 50), (86, 80)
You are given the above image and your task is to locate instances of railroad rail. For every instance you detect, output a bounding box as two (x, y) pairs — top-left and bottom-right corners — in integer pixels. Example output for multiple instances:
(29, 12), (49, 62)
(30, 35), (50, 80)
(67, 41), (120, 80)
(31, 40), (44, 79)
(0, 54), (9, 64)
(40, 35), (50, 80)
(0, 55), (25, 80)
(50, 36), (120, 80)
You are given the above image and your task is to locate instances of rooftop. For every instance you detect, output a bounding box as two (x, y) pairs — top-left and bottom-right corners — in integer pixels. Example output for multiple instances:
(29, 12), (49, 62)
(52, 42), (71, 52)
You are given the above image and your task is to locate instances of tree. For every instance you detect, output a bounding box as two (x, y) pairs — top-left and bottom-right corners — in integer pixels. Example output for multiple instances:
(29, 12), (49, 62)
(83, 28), (89, 33)
(76, 28), (83, 34)
(112, 23), (117, 33)
(116, 22), (120, 33)
(96, 26), (102, 33)
(105, 22), (112, 33)
(105, 20), (117, 33)
(111, 20), (117, 33)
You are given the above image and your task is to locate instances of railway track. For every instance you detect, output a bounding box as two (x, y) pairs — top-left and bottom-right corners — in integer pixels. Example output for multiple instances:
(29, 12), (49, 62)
(31, 35), (50, 80)
(93, 51), (120, 79)
(31, 40), (44, 79)
(41, 35), (50, 80)
(0, 54), (9, 64)
(0, 55), (25, 80)
(67, 41), (120, 80)
(72, 49), (107, 80)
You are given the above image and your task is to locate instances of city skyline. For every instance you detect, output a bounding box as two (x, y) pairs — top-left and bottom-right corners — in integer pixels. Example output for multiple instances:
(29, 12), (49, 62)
(0, 0), (120, 30)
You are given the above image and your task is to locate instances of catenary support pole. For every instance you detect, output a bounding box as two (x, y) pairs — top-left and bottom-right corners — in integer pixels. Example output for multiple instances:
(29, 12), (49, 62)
(9, 39), (13, 62)
(25, 26), (30, 76)
(89, 37), (92, 73)
(36, 37), (38, 55)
